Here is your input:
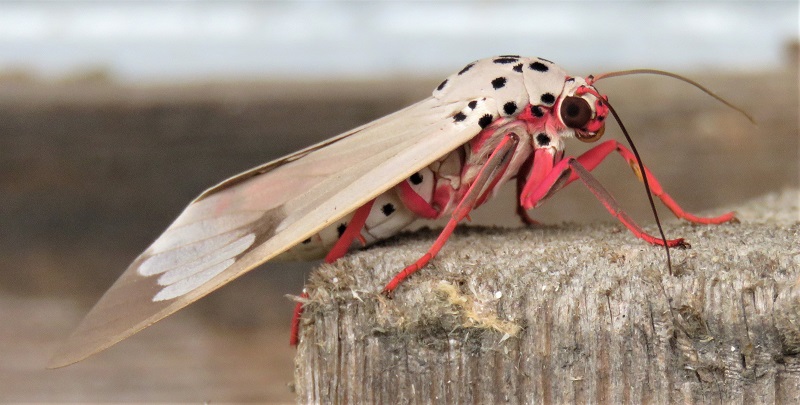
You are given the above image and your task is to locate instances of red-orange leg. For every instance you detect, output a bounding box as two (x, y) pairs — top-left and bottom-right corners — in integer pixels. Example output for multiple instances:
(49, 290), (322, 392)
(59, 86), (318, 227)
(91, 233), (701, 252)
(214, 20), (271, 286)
(324, 199), (376, 263)
(514, 155), (539, 225)
(521, 157), (687, 248)
(289, 291), (308, 346)
(567, 140), (736, 224)
(383, 134), (520, 294)
(290, 199), (375, 345)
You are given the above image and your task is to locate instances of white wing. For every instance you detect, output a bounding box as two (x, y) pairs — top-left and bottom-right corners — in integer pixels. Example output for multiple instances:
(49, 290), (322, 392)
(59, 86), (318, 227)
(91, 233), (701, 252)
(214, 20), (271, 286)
(50, 95), (499, 367)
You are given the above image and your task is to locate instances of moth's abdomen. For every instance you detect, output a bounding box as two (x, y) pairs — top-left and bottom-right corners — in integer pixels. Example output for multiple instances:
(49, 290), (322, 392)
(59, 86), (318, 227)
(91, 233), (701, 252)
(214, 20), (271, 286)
(275, 187), (418, 261)
(276, 156), (459, 262)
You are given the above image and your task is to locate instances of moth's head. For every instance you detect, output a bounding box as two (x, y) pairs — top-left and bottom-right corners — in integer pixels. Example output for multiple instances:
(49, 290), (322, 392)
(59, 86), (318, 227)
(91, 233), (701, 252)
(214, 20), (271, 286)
(557, 77), (609, 143)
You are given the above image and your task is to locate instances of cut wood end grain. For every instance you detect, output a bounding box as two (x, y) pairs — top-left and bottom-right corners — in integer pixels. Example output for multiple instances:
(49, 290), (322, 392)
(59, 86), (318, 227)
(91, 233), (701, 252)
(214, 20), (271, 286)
(295, 188), (799, 403)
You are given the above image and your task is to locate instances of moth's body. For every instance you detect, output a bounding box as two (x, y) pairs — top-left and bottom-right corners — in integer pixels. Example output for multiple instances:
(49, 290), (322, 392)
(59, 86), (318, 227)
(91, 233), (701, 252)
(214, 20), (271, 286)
(282, 56), (589, 260)
(50, 55), (737, 368)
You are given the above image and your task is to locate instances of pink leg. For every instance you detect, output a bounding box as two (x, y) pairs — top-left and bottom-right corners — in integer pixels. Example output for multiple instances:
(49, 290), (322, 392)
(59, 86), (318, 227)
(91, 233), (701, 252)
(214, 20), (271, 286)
(566, 140), (736, 224)
(324, 199), (376, 263)
(382, 134), (520, 294)
(514, 157), (541, 225)
(516, 178), (541, 225)
(289, 292), (308, 346)
(290, 199), (375, 345)
(397, 181), (440, 219)
(522, 156), (688, 248)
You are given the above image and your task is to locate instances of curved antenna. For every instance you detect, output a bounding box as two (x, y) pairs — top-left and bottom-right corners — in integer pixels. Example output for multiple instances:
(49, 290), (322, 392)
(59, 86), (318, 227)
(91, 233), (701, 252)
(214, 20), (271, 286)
(603, 99), (674, 274)
(591, 69), (755, 124)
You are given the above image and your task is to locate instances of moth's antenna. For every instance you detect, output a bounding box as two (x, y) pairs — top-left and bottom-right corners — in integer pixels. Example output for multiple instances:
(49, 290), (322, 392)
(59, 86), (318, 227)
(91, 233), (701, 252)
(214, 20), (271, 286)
(592, 69), (755, 124)
(603, 99), (674, 275)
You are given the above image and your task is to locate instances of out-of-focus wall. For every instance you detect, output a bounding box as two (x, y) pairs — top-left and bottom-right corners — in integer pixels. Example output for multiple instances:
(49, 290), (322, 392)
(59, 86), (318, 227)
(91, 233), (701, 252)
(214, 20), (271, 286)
(0, 2), (796, 81)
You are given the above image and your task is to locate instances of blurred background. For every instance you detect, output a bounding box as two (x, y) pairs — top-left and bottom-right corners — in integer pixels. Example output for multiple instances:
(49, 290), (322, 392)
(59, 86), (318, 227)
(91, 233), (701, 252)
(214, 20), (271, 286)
(1, 1), (797, 402)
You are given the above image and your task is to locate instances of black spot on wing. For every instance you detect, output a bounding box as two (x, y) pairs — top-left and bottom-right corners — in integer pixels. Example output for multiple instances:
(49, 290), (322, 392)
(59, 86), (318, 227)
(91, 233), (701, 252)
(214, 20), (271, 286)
(536, 133), (550, 146)
(491, 77), (507, 90)
(531, 105), (544, 117)
(512, 63), (523, 73)
(437, 79), (448, 91)
(410, 173), (423, 185)
(540, 93), (556, 105)
(453, 112), (467, 122)
(458, 63), (475, 75)
(337, 223), (347, 237)
(381, 203), (396, 216)
(529, 62), (549, 72)
(493, 57), (519, 64)
(503, 101), (517, 115)
(478, 114), (494, 129)
(467, 100), (477, 109)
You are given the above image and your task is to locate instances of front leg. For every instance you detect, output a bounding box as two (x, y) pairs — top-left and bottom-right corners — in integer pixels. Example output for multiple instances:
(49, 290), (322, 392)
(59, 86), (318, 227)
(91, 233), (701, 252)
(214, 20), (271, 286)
(515, 148), (561, 225)
(521, 155), (688, 248)
(567, 140), (736, 224)
(515, 156), (541, 225)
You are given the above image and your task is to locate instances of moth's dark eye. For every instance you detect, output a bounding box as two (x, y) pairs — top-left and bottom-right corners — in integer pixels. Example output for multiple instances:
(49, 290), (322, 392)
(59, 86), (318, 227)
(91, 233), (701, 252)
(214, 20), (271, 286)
(560, 96), (592, 129)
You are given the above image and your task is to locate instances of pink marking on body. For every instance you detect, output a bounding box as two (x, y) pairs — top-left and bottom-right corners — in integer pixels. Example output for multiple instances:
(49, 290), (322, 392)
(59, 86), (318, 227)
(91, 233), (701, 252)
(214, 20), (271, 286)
(518, 101), (568, 136)
(517, 104), (550, 124)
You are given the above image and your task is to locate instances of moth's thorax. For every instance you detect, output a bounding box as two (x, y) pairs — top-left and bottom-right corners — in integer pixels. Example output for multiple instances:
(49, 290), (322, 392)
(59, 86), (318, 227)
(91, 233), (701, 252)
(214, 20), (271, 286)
(433, 55), (608, 147)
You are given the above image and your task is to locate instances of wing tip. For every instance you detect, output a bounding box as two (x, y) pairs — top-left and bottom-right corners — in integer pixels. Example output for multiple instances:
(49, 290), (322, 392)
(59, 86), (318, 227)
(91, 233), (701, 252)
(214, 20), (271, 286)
(47, 328), (109, 369)
(47, 351), (86, 369)
(46, 320), (123, 369)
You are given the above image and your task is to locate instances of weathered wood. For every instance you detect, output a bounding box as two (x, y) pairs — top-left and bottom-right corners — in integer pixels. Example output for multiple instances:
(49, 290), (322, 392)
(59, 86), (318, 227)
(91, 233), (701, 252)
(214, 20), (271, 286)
(294, 189), (799, 404)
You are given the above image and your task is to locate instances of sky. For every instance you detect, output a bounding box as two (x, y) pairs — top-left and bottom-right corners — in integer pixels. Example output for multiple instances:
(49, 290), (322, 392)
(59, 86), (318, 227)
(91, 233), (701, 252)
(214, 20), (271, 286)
(0, 1), (797, 83)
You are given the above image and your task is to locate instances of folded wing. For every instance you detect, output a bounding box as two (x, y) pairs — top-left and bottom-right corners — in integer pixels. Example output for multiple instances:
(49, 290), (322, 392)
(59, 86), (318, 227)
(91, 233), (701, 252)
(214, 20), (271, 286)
(50, 95), (497, 367)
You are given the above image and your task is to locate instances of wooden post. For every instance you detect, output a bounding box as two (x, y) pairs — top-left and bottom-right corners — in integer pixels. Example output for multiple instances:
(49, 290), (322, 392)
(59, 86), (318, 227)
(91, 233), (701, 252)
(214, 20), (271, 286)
(294, 190), (800, 403)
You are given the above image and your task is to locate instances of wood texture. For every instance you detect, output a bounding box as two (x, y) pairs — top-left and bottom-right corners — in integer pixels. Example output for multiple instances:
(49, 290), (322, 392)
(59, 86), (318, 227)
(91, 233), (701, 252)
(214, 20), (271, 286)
(295, 189), (799, 404)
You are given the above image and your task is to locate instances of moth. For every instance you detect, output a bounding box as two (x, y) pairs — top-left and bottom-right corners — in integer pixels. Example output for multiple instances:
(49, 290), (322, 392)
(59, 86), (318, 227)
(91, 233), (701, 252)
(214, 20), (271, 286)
(50, 55), (746, 368)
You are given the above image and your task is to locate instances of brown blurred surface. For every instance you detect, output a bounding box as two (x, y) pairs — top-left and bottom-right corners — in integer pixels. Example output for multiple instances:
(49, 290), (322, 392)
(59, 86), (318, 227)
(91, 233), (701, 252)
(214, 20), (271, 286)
(0, 67), (797, 402)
